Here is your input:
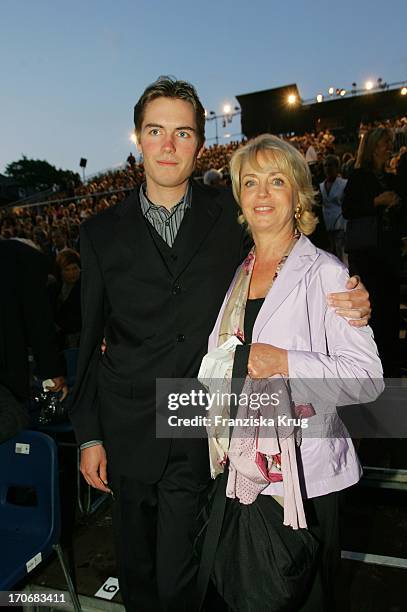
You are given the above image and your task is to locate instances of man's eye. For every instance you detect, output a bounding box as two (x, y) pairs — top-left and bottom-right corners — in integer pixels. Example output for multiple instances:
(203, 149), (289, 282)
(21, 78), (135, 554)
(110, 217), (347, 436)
(178, 131), (190, 138)
(150, 128), (161, 135)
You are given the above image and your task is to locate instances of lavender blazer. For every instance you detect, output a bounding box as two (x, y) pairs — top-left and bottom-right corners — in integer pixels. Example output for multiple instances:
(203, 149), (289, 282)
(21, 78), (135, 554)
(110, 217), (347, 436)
(208, 234), (384, 499)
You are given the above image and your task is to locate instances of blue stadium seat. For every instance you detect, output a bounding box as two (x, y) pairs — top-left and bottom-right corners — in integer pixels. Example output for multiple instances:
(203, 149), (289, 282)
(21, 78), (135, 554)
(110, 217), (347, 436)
(0, 430), (81, 610)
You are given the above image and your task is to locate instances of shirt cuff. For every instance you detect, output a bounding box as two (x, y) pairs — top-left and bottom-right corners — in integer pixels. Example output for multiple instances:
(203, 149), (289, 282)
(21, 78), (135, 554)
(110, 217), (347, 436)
(80, 440), (103, 450)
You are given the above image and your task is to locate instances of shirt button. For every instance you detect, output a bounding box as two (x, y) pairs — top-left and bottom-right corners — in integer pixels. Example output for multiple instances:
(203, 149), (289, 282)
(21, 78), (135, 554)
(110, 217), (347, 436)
(176, 334), (185, 343)
(172, 284), (181, 295)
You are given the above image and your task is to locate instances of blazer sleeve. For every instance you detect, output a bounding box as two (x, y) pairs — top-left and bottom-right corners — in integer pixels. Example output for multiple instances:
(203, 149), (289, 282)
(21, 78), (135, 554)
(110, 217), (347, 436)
(287, 261), (384, 407)
(69, 223), (106, 445)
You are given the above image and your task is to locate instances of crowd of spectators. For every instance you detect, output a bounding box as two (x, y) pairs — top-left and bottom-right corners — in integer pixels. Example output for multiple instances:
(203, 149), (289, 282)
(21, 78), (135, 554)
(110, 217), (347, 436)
(0, 115), (406, 432)
(1, 116), (405, 255)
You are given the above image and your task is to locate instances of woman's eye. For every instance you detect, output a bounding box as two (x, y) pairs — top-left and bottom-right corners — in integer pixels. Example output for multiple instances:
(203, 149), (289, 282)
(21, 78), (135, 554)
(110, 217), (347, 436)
(244, 179), (256, 187)
(272, 177), (284, 186)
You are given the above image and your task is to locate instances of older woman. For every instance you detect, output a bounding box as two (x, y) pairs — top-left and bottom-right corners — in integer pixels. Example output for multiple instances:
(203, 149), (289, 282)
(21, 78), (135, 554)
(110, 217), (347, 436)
(202, 135), (384, 612)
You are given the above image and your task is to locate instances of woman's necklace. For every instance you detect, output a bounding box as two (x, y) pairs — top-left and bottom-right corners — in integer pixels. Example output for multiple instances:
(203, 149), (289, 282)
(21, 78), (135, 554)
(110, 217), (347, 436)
(255, 233), (300, 293)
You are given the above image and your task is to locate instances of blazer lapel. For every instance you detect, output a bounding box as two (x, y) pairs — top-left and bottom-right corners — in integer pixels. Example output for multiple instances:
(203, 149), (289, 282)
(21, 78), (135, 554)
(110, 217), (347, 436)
(320, 181), (327, 201)
(115, 190), (174, 275)
(174, 181), (222, 278)
(252, 235), (319, 340)
(116, 190), (147, 254)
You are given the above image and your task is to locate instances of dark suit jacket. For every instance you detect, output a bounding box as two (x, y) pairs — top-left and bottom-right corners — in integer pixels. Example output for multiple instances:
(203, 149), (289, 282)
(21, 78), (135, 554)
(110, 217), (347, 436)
(0, 240), (60, 400)
(69, 181), (249, 482)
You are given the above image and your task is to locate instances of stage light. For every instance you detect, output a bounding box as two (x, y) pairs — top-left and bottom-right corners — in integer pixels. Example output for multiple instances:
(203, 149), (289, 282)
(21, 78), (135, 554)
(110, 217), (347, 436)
(365, 80), (374, 91)
(287, 94), (297, 105)
(204, 109), (208, 118)
(328, 87), (334, 95)
(129, 132), (138, 145)
(340, 89), (346, 96)
(401, 87), (407, 96)
(223, 104), (231, 114)
(316, 94), (323, 103)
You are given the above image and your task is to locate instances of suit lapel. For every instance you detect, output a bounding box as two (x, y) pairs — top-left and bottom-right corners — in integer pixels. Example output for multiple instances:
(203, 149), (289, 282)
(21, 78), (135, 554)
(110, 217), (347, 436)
(115, 190), (174, 275)
(174, 181), (222, 279)
(252, 235), (319, 340)
(116, 190), (147, 253)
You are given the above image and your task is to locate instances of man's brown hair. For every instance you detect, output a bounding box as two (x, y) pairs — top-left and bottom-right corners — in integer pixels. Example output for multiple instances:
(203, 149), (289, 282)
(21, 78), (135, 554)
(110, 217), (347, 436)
(133, 76), (205, 149)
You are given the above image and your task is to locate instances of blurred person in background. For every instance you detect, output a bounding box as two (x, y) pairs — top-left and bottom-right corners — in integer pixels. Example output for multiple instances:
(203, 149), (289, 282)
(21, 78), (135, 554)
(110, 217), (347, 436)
(341, 152), (355, 178)
(319, 155), (348, 263)
(0, 239), (67, 442)
(203, 168), (223, 187)
(343, 128), (405, 376)
(49, 249), (82, 350)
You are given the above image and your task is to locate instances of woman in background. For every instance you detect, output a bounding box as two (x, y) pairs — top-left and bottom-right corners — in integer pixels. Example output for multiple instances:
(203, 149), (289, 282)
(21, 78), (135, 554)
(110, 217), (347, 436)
(343, 128), (404, 376)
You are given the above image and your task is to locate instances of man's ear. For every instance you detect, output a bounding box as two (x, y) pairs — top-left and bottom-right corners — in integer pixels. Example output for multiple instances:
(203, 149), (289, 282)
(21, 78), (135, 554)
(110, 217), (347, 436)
(197, 143), (205, 159)
(134, 130), (141, 153)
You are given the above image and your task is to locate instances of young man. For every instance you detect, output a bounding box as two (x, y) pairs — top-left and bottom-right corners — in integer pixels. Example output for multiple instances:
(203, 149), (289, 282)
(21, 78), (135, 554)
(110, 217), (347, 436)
(69, 77), (370, 612)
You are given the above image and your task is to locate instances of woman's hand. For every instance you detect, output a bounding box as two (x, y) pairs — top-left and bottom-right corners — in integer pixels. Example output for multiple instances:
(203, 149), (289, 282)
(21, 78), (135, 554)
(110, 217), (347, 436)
(247, 343), (288, 378)
(374, 191), (400, 208)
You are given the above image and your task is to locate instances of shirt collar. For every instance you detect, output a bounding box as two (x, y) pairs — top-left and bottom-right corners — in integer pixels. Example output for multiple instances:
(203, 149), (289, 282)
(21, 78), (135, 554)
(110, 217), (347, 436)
(139, 182), (192, 217)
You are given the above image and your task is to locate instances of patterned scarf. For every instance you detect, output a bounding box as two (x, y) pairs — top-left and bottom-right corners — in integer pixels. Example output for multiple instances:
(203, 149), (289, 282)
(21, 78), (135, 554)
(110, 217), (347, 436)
(204, 235), (309, 528)
(218, 236), (298, 346)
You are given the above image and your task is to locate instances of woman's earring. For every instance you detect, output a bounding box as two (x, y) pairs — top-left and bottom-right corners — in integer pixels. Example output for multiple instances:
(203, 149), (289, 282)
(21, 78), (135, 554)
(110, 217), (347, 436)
(294, 203), (302, 220)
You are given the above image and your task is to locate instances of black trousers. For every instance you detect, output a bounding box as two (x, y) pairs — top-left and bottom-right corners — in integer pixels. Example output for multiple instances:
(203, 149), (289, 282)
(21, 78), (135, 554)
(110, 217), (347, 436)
(297, 490), (340, 612)
(111, 440), (209, 612)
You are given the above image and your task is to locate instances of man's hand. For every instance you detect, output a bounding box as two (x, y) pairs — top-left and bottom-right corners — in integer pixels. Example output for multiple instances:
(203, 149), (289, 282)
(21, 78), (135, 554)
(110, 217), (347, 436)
(45, 376), (69, 401)
(248, 343), (288, 379)
(327, 276), (371, 327)
(80, 445), (111, 493)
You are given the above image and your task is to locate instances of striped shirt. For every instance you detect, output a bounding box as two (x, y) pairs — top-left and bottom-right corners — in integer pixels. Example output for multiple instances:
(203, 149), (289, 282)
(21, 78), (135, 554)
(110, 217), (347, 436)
(139, 182), (191, 247)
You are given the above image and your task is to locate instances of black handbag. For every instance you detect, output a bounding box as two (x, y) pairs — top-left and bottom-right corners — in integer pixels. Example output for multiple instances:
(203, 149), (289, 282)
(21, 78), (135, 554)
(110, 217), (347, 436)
(195, 469), (318, 612)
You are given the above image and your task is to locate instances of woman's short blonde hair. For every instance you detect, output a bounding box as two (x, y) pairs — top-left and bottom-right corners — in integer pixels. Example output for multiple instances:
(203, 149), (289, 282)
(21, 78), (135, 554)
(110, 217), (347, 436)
(230, 134), (318, 236)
